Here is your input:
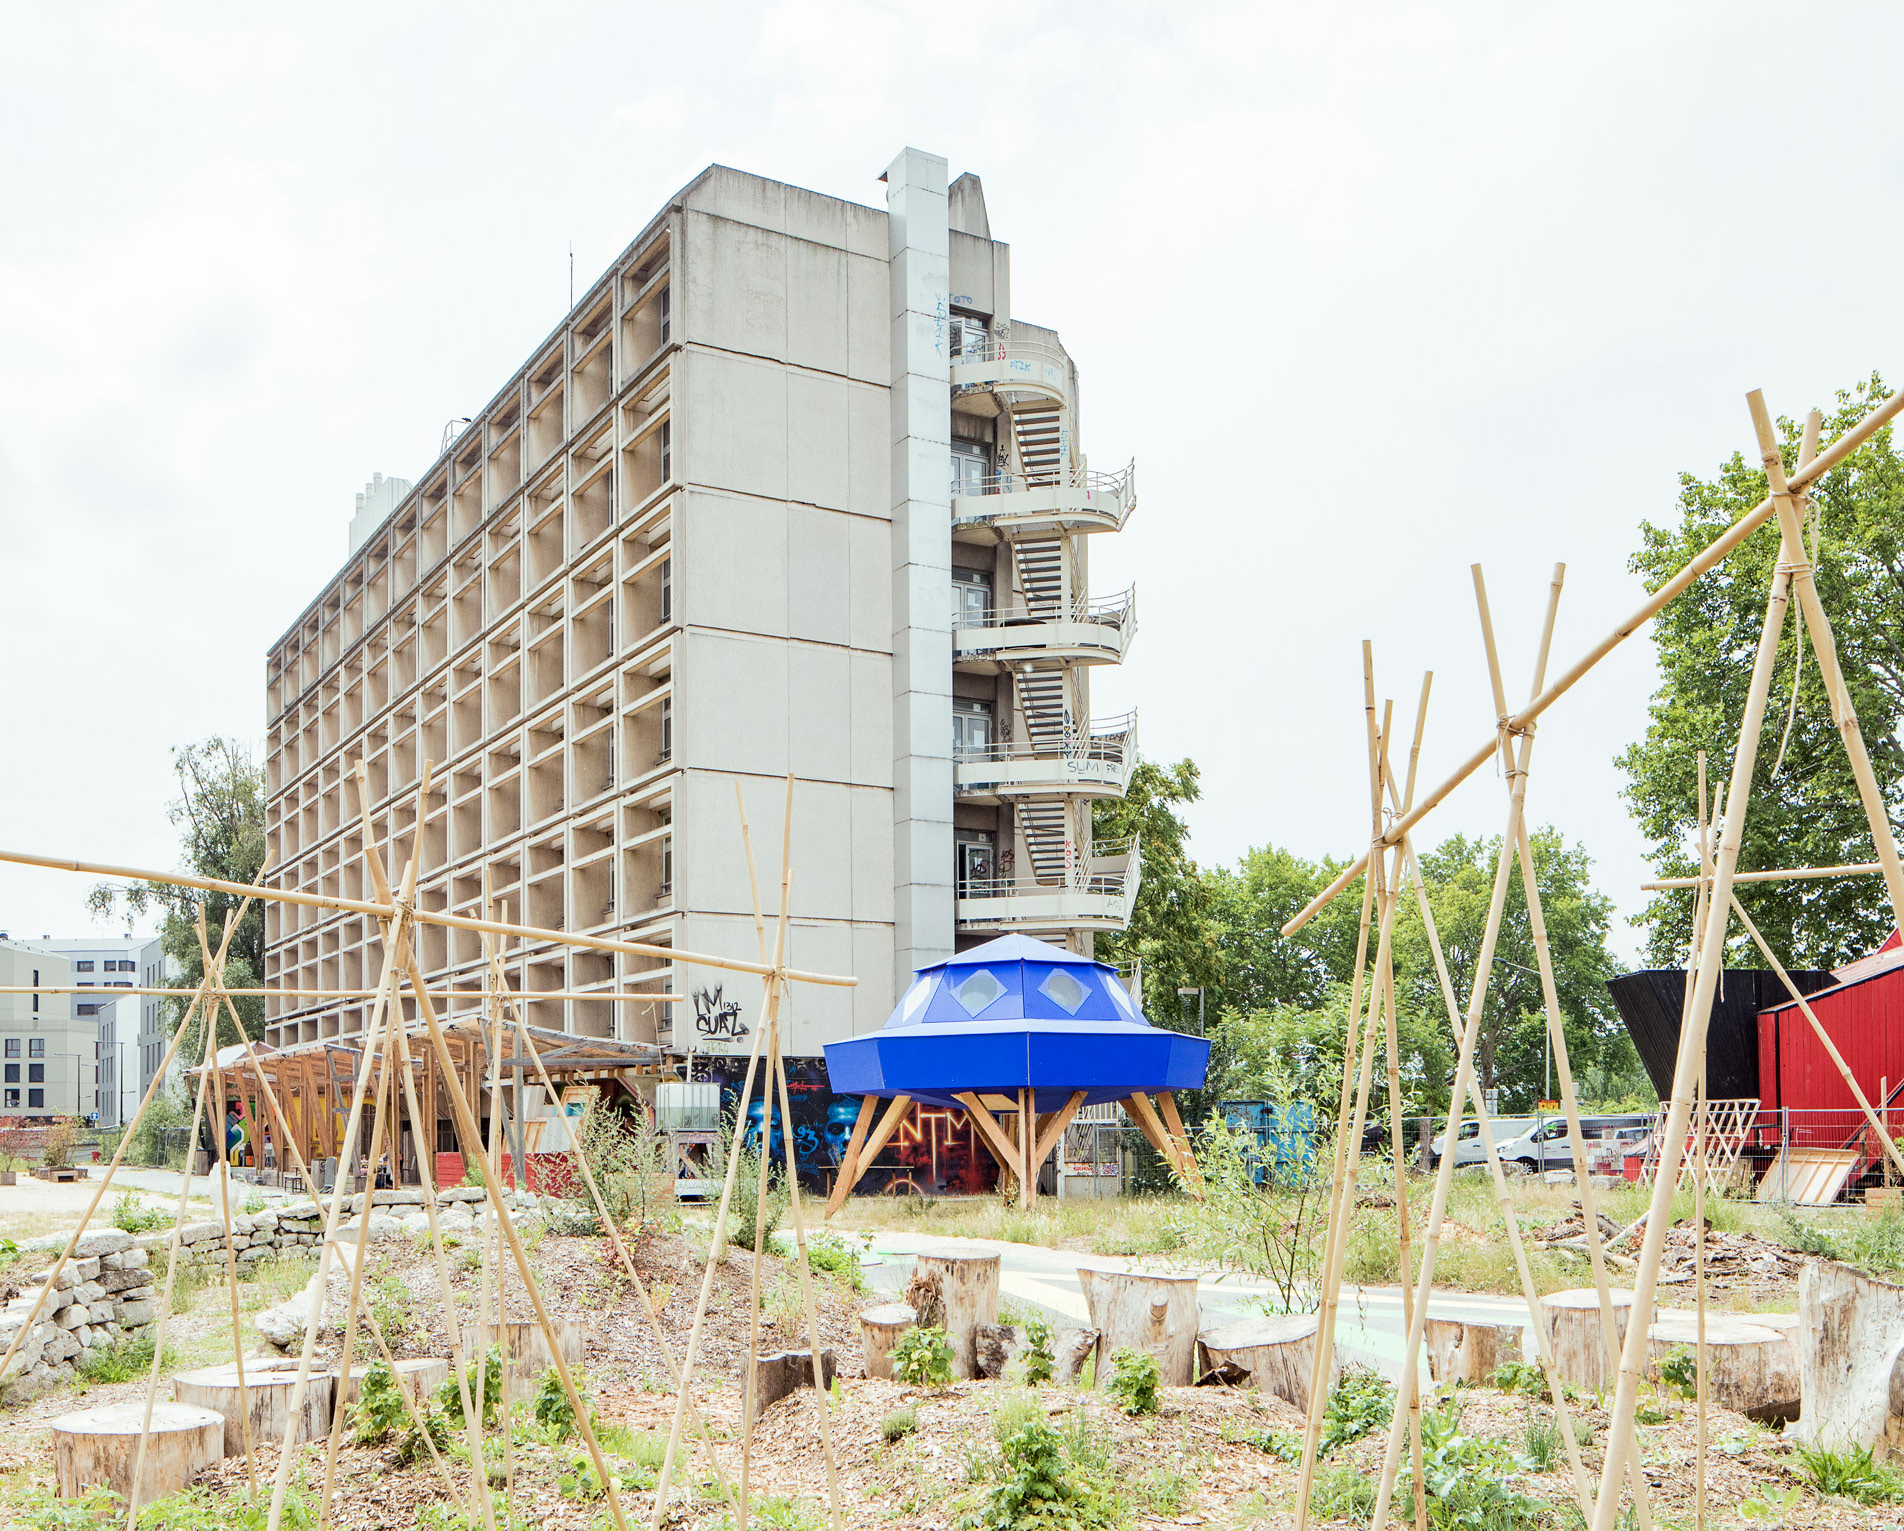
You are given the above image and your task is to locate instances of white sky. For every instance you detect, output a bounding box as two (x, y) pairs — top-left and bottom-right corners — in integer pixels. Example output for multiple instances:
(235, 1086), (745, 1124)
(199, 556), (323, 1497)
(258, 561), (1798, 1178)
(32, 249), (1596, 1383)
(2, 2), (1901, 962)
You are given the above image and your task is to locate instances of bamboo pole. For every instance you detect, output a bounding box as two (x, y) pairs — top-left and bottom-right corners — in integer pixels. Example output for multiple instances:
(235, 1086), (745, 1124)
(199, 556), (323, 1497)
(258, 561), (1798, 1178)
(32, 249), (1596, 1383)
(1641, 861), (1883, 890)
(1368, 563), (1568, 1531)
(1586, 499), (1798, 1531)
(0, 987), (684, 1000)
(1280, 381), (1904, 940)
(0, 845), (853, 988)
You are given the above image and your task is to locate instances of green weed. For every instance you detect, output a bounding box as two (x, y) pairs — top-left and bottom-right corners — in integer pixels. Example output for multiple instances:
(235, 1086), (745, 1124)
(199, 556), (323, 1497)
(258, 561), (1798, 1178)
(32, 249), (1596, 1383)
(880, 1406), (918, 1442)
(892, 1325), (954, 1388)
(1794, 1441), (1904, 1504)
(1107, 1346), (1160, 1416)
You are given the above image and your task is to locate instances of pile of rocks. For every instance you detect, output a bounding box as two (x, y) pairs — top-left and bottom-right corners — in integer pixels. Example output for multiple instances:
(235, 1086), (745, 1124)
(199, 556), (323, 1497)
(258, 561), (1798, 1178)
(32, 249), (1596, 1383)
(1, 1232), (159, 1393)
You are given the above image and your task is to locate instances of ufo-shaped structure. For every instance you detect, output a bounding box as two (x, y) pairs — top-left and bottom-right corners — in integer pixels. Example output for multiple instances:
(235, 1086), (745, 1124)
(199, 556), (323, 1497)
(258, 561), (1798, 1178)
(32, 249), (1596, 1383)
(822, 934), (1209, 1210)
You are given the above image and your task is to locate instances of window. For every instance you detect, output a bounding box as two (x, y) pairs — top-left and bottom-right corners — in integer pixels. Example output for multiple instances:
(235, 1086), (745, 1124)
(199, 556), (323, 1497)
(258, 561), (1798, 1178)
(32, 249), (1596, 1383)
(2, 1090), (14, 1109)
(953, 698), (994, 759)
(950, 439), (989, 499)
(659, 696), (672, 762)
(658, 285), (671, 345)
(27, 1089), (43, 1109)
(29, 1039), (43, 1058)
(3, 1066), (15, 1083)
(3, 1040), (16, 1057)
(659, 421), (671, 482)
(75, 960), (94, 973)
(659, 557), (672, 623)
(28, 1064), (42, 1084)
(956, 830), (996, 898)
(110, 981), (130, 989)
(951, 568), (992, 629)
(118, 960), (134, 972)
(949, 311), (989, 361)
(78, 981), (93, 988)
(659, 834), (673, 897)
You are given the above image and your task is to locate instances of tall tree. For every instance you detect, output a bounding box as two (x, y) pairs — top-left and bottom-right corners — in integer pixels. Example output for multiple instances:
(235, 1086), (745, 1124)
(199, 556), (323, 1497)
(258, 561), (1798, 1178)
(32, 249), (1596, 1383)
(1093, 757), (1217, 1029)
(1619, 373), (1904, 968)
(89, 737), (267, 1059)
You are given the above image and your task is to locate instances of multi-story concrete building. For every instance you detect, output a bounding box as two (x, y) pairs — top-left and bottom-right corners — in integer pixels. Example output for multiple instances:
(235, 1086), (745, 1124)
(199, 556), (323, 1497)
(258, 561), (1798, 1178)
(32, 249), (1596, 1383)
(29, 935), (163, 1125)
(262, 150), (1140, 1068)
(0, 940), (98, 1120)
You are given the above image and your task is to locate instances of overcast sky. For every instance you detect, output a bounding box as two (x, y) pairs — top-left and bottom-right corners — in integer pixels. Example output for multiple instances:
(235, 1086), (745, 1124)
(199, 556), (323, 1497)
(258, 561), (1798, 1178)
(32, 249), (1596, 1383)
(2, 2), (1901, 962)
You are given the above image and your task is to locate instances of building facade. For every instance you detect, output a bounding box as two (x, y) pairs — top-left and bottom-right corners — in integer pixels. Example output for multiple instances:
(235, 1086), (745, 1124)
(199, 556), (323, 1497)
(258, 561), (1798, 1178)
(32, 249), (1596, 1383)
(0, 941), (98, 1120)
(29, 935), (163, 1125)
(262, 151), (1140, 1066)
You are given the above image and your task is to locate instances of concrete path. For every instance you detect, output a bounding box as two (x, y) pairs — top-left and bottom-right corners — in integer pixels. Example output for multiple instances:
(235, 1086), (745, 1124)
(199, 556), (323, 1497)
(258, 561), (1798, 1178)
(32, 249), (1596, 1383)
(858, 1230), (1535, 1378)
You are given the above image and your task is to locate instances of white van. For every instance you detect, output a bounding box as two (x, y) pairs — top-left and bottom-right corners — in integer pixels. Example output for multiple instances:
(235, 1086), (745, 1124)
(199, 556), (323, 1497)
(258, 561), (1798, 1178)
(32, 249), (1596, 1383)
(1495, 1115), (1654, 1173)
(1428, 1117), (1537, 1168)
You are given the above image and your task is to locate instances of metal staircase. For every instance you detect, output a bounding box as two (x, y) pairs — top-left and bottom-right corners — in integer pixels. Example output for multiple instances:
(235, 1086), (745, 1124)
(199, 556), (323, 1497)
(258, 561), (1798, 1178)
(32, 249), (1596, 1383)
(1010, 405), (1066, 486)
(1013, 668), (1071, 750)
(1012, 540), (1065, 617)
(1017, 800), (1072, 884)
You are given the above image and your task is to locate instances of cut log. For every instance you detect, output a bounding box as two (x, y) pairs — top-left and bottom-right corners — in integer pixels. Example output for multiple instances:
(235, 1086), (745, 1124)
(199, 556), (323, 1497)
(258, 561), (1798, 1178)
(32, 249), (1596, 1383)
(52, 1401), (226, 1503)
(469, 1319), (585, 1401)
(860, 1303), (917, 1381)
(910, 1251), (1000, 1379)
(1197, 1315), (1332, 1409)
(1646, 1314), (1798, 1423)
(1539, 1287), (1636, 1394)
(1424, 1318), (1524, 1386)
(1795, 1258), (1904, 1459)
(173, 1359), (333, 1457)
(1051, 1325), (1098, 1386)
(975, 1323), (1024, 1381)
(748, 1348), (838, 1431)
(1078, 1268), (1200, 1388)
(976, 1322), (1102, 1385)
(332, 1356), (452, 1412)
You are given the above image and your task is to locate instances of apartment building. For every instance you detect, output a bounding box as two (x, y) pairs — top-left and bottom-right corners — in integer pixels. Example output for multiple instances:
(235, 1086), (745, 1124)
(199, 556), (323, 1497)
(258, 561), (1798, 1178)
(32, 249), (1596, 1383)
(0, 940), (98, 1119)
(262, 149), (1141, 1067)
(29, 935), (163, 1125)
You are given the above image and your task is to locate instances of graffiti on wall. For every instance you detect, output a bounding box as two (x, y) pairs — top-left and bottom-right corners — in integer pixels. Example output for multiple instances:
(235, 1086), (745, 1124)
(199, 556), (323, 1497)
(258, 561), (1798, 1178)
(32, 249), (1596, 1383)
(689, 1054), (997, 1195)
(692, 984), (748, 1042)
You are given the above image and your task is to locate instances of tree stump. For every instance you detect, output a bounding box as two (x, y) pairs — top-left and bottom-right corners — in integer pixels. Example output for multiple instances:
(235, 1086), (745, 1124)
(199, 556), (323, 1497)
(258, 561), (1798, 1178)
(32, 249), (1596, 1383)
(1795, 1258), (1904, 1459)
(173, 1359), (333, 1457)
(977, 1322), (1102, 1385)
(52, 1401), (225, 1503)
(910, 1251), (1000, 1379)
(860, 1303), (916, 1380)
(1539, 1288), (1636, 1393)
(1196, 1316), (1330, 1408)
(332, 1356), (452, 1412)
(1645, 1314), (1799, 1422)
(469, 1319), (585, 1400)
(1425, 1318), (1524, 1386)
(1078, 1269), (1200, 1388)
(749, 1348), (838, 1431)
(975, 1323), (1024, 1381)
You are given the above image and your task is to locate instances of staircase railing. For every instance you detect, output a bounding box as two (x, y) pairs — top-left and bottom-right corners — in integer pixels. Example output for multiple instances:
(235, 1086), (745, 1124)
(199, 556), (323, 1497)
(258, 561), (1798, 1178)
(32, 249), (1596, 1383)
(952, 711), (1136, 772)
(953, 586), (1137, 635)
(950, 460), (1135, 514)
(959, 833), (1142, 902)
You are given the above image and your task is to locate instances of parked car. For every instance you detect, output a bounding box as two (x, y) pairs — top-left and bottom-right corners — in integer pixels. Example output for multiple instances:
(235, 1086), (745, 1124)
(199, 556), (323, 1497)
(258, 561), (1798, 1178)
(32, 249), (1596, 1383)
(1427, 1116), (1537, 1169)
(1496, 1114), (1654, 1173)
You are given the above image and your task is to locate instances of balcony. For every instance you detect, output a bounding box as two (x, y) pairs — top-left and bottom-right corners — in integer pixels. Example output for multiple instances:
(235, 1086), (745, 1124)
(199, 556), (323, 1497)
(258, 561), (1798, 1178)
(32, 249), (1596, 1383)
(953, 588), (1136, 667)
(952, 462), (1136, 537)
(954, 713), (1137, 802)
(949, 336), (1070, 405)
(956, 836), (1143, 934)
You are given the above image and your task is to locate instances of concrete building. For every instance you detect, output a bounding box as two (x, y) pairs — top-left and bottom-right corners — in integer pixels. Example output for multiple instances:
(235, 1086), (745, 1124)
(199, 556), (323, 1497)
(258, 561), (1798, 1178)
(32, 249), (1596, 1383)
(262, 150), (1141, 1068)
(28, 935), (163, 1125)
(0, 941), (98, 1119)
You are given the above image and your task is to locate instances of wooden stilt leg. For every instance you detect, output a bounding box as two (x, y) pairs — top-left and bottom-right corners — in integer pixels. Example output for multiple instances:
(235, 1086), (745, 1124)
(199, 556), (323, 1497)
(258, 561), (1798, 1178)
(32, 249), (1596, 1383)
(824, 1095), (876, 1218)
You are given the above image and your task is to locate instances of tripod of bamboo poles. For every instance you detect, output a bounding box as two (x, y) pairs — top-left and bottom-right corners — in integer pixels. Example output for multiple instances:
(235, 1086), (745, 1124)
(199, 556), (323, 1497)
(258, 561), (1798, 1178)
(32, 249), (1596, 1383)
(650, 776), (842, 1531)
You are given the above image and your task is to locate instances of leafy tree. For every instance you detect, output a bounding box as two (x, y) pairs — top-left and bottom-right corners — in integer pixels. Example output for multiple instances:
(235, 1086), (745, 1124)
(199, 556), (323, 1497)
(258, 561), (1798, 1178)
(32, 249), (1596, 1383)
(1204, 845), (1368, 1017)
(1093, 757), (1218, 1029)
(1619, 373), (1904, 968)
(88, 737), (267, 1061)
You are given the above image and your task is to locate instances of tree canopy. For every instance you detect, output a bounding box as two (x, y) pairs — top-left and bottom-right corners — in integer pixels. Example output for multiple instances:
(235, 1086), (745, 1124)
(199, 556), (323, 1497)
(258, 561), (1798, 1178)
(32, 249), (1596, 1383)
(89, 737), (267, 1058)
(1619, 373), (1904, 968)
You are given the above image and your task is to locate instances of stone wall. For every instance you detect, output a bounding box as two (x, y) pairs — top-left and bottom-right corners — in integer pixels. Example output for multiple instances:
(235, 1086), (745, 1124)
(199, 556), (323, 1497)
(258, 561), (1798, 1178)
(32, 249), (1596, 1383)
(1, 1231), (159, 1394)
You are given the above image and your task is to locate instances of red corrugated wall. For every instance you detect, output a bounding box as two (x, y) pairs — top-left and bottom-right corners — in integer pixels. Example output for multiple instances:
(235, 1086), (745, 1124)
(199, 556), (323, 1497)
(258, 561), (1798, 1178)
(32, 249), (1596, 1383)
(1759, 965), (1904, 1111)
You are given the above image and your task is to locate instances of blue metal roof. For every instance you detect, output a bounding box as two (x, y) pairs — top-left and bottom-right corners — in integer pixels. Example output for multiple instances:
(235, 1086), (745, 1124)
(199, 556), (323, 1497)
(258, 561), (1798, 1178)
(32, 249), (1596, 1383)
(822, 935), (1209, 1110)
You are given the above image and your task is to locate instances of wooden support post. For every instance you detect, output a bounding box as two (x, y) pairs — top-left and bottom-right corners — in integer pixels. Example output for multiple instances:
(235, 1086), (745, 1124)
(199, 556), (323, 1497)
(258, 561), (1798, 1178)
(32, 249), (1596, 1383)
(1154, 1091), (1204, 1196)
(822, 1095), (876, 1218)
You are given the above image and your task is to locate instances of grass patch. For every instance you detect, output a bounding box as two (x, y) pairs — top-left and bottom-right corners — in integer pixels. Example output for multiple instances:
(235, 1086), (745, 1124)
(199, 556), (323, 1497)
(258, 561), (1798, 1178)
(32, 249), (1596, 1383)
(76, 1332), (173, 1384)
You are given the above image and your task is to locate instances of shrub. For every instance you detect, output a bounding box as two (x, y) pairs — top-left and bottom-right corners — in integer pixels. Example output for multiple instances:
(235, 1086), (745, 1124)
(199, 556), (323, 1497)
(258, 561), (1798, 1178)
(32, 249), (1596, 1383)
(891, 1325), (954, 1389)
(1319, 1366), (1392, 1452)
(40, 1118), (77, 1169)
(1107, 1347), (1161, 1416)
(959, 1415), (1119, 1531)
(1311, 1465), (1377, 1521)
(1407, 1400), (1544, 1531)
(533, 1366), (580, 1440)
(880, 1407), (918, 1442)
(350, 1360), (407, 1446)
(804, 1233), (868, 1293)
(438, 1347), (504, 1431)
(110, 1190), (168, 1235)
(1489, 1359), (1549, 1400)
(369, 1268), (413, 1348)
(1020, 1316), (1055, 1387)
(1656, 1344), (1698, 1401)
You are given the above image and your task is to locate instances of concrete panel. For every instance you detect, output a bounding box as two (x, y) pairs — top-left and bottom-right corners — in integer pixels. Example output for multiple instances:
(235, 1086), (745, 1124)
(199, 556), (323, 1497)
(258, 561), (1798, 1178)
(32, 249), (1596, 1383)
(890, 440), (951, 521)
(849, 650), (894, 789)
(847, 385), (891, 520)
(852, 922), (897, 1031)
(679, 634), (789, 779)
(685, 353), (788, 501)
(786, 374), (850, 512)
(783, 186), (850, 251)
(787, 506), (851, 647)
(786, 240), (847, 376)
(846, 255), (890, 386)
(686, 216), (787, 362)
(686, 493), (789, 638)
(844, 202), (887, 261)
(850, 787), (896, 924)
(847, 517), (891, 653)
(948, 230), (997, 316)
(682, 167), (788, 235)
(789, 646), (852, 783)
(789, 779), (854, 915)
(889, 626), (951, 704)
(780, 919), (858, 1055)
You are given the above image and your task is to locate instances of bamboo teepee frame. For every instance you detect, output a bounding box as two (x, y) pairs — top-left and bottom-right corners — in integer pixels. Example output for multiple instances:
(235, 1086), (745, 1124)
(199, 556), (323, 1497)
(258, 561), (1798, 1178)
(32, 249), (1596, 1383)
(1284, 381), (1904, 1530)
(0, 759), (855, 1531)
